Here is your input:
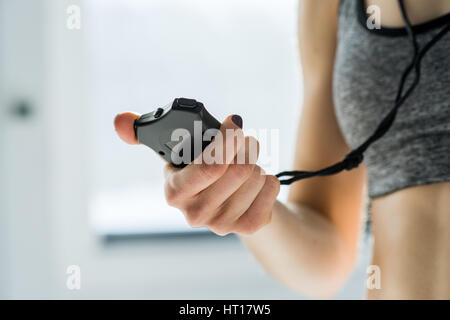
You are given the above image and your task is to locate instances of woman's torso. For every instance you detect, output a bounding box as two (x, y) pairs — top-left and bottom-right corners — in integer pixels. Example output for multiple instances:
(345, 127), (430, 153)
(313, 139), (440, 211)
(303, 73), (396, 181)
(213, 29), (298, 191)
(334, 0), (450, 299)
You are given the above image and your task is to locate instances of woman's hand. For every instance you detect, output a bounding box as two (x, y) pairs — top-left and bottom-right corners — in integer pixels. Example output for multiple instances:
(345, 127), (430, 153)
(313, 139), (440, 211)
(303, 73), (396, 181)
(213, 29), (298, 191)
(114, 112), (280, 236)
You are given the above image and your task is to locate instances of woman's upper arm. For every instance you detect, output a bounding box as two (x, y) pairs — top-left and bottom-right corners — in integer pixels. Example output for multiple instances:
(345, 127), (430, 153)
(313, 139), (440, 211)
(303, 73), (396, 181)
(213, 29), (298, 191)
(289, 0), (366, 257)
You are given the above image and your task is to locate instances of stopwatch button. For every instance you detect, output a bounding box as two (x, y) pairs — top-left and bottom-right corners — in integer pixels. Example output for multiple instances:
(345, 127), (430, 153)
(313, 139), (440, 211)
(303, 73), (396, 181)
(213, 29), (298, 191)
(154, 107), (164, 118)
(177, 98), (197, 108)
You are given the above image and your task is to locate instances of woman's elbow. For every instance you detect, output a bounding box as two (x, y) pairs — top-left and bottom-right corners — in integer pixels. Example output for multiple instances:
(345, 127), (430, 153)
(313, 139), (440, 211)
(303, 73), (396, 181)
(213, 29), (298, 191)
(285, 239), (358, 299)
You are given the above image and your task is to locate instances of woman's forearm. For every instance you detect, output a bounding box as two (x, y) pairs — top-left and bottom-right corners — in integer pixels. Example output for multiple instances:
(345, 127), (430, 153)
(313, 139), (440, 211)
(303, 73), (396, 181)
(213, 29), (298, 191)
(240, 200), (354, 298)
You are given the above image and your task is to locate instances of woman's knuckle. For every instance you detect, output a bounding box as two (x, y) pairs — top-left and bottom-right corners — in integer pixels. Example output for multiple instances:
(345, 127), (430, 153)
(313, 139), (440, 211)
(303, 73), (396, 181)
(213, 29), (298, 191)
(184, 204), (203, 226)
(212, 226), (231, 237)
(164, 182), (179, 205)
(266, 175), (281, 194)
(186, 212), (203, 227)
(258, 211), (272, 229)
(199, 163), (223, 180)
(186, 218), (200, 228)
(231, 163), (253, 180)
(253, 166), (266, 182)
(187, 197), (216, 226)
(239, 222), (259, 235)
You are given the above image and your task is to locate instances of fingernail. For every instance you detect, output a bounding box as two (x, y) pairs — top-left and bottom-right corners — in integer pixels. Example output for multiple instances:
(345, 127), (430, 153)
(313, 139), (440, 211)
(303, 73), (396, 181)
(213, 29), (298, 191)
(231, 115), (243, 129)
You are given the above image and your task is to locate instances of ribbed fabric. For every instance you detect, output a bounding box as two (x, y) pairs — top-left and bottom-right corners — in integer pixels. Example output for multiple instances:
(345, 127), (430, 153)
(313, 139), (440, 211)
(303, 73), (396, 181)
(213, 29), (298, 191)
(334, 0), (450, 198)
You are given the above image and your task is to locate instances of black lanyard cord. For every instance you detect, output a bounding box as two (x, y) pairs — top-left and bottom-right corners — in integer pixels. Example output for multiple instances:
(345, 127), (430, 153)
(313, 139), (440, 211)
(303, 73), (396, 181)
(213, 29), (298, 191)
(396, 0), (419, 103)
(277, 0), (450, 185)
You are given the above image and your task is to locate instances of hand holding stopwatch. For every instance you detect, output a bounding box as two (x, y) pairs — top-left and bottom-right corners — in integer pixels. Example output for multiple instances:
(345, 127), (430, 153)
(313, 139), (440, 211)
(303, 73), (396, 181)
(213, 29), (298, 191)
(133, 98), (364, 181)
(134, 98), (221, 168)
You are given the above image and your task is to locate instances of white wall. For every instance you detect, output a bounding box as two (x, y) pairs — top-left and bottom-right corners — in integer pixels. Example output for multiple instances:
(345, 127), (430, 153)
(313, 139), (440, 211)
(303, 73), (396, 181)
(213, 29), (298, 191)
(0, 0), (53, 298)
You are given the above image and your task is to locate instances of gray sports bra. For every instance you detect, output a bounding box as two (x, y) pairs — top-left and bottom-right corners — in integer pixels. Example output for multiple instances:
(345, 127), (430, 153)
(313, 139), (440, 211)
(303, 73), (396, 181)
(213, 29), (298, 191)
(334, 0), (450, 198)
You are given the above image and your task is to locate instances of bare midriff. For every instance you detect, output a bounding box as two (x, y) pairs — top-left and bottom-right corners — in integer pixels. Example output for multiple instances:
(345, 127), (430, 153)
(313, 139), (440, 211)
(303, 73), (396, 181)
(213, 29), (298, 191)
(368, 182), (450, 299)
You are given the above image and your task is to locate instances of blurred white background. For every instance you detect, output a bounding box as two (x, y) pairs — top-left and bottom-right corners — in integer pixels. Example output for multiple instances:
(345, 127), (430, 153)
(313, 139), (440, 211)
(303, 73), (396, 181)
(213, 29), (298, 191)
(0, 0), (371, 299)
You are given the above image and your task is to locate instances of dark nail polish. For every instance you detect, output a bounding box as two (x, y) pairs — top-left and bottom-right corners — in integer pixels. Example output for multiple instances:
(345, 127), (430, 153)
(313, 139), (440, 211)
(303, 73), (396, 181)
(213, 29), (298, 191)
(231, 115), (243, 129)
